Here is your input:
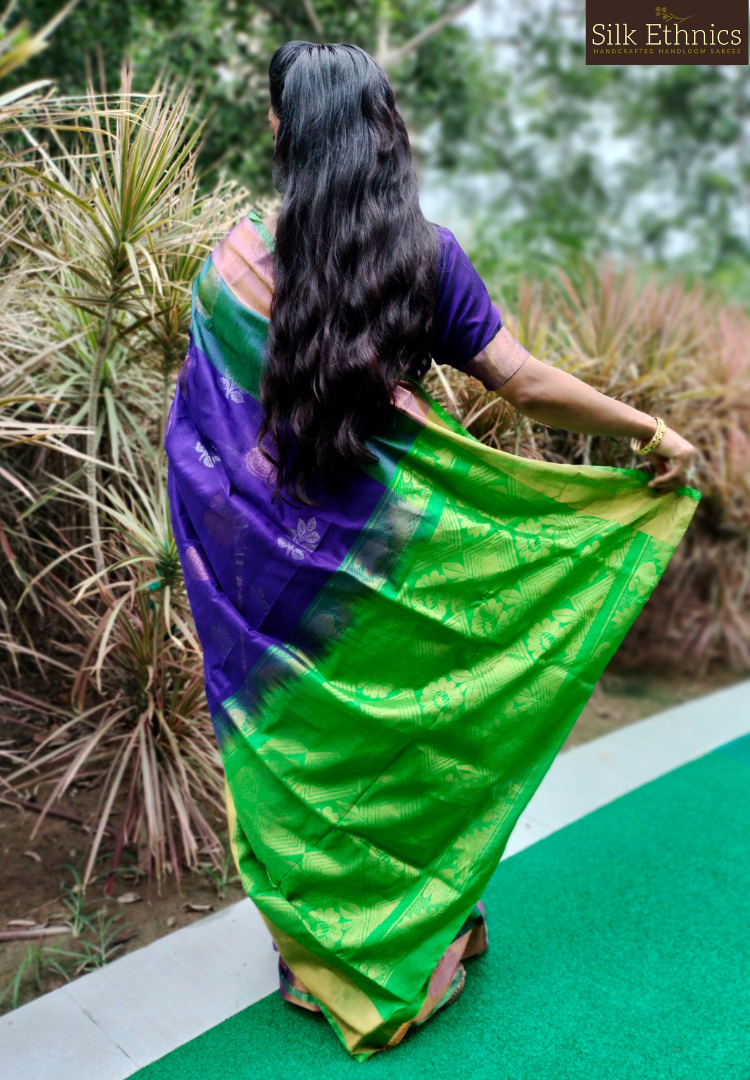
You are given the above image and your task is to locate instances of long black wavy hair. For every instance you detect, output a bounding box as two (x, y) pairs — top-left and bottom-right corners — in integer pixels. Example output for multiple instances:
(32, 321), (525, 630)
(259, 41), (438, 504)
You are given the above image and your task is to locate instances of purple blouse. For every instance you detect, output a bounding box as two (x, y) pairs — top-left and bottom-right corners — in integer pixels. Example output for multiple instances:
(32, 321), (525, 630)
(431, 227), (503, 370)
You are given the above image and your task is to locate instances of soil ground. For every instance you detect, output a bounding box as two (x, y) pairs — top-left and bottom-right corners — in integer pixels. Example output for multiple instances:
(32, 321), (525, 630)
(0, 665), (741, 1014)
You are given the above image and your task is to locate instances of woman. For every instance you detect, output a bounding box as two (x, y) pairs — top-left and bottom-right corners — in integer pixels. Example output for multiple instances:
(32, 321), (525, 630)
(166, 42), (698, 1061)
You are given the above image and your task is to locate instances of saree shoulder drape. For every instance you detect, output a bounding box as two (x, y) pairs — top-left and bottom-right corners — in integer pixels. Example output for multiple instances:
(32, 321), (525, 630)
(165, 211), (699, 1061)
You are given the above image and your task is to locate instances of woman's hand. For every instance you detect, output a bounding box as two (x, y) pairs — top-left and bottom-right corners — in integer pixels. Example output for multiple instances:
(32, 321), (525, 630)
(646, 427), (697, 492)
(488, 350), (699, 493)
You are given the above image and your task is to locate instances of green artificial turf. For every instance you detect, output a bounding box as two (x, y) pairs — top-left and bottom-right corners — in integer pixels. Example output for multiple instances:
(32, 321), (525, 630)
(134, 736), (750, 1079)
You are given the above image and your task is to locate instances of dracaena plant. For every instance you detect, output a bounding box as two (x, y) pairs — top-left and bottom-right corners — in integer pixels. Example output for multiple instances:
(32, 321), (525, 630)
(5, 449), (224, 885)
(1, 69), (245, 885)
(13, 69), (206, 573)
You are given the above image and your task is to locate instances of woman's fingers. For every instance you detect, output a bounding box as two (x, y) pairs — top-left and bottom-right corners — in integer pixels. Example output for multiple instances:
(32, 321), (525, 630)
(644, 428), (698, 493)
(647, 456), (692, 491)
(648, 472), (682, 491)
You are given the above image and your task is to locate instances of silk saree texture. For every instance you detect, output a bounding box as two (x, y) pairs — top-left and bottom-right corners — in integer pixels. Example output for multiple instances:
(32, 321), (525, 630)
(165, 211), (699, 1061)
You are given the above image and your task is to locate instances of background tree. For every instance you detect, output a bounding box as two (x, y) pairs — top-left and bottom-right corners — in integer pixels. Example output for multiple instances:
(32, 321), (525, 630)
(12, 0), (501, 189)
(12, 1), (749, 293)
(436, 3), (750, 291)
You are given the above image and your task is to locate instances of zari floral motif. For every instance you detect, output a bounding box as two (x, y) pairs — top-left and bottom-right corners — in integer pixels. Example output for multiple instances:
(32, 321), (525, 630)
(277, 517), (321, 561)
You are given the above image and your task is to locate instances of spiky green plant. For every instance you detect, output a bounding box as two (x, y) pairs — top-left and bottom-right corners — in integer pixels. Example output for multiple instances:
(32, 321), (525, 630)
(10, 69), (243, 572)
(5, 449), (224, 885)
(1, 71), (245, 884)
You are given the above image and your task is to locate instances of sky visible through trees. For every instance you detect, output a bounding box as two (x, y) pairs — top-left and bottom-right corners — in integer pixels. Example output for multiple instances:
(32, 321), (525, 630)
(430, 1), (750, 289)
(11, 0), (750, 290)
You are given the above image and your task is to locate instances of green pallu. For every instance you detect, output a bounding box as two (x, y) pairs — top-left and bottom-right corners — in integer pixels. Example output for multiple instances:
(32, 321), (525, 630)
(220, 389), (698, 1060)
(167, 217), (699, 1061)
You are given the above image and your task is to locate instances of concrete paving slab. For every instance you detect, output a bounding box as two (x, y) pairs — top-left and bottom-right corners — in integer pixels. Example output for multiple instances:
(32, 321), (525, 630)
(501, 813), (553, 859)
(0, 984), (135, 1080)
(64, 895), (278, 1069)
(524, 679), (750, 832)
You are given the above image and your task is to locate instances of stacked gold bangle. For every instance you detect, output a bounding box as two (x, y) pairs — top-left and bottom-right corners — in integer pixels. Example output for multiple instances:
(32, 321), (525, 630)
(630, 417), (666, 455)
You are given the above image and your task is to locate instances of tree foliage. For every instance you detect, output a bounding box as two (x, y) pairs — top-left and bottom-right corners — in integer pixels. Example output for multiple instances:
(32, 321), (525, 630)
(445, 4), (750, 284)
(13, 0), (500, 189)
(11, 1), (750, 282)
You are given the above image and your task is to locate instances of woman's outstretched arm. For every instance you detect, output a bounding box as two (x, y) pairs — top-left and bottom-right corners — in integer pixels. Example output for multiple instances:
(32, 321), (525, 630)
(466, 327), (696, 493)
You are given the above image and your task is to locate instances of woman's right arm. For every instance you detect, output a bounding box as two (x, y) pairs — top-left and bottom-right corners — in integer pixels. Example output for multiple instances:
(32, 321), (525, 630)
(464, 327), (696, 493)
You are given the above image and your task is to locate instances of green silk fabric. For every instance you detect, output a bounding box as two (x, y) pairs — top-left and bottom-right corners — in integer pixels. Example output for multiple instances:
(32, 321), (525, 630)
(221, 391), (698, 1061)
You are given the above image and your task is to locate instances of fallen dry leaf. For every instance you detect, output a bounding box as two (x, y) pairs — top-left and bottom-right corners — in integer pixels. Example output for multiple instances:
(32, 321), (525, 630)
(116, 892), (143, 905)
(181, 902), (215, 914)
(49, 731), (72, 746)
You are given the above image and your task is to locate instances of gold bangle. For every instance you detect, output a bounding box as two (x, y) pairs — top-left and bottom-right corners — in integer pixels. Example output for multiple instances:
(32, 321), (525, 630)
(631, 417), (666, 455)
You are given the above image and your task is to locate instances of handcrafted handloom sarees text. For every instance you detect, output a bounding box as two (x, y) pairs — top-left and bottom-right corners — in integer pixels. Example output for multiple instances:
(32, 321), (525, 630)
(585, 0), (749, 64)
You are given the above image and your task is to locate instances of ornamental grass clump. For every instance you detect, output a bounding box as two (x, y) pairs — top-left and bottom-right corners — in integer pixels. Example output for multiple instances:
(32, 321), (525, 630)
(10, 69), (239, 572)
(1, 68), (242, 885)
(4, 455), (225, 885)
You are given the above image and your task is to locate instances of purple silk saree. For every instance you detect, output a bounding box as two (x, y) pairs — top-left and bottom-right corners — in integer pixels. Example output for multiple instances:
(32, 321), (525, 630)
(166, 211), (699, 1060)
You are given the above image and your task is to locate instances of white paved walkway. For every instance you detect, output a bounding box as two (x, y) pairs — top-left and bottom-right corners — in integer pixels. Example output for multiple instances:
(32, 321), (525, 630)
(2, 679), (749, 1080)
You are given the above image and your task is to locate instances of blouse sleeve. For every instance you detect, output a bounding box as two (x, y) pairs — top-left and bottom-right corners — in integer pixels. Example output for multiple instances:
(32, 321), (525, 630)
(431, 227), (503, 370)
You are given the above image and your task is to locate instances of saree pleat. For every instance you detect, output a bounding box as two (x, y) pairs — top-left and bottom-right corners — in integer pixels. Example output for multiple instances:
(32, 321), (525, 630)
(166, 211), (699, 1060)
